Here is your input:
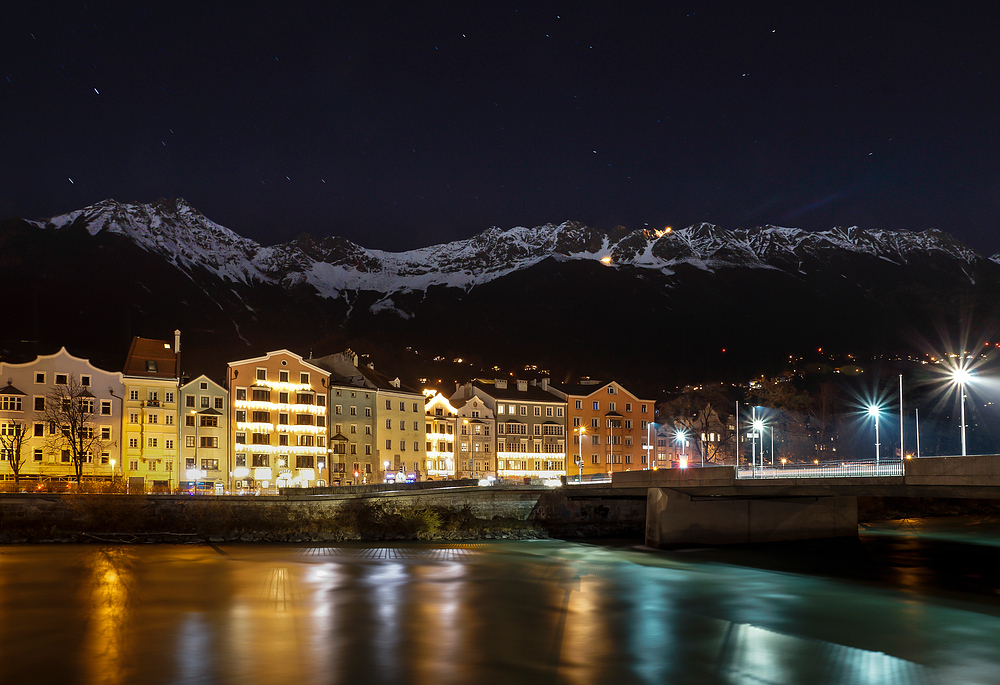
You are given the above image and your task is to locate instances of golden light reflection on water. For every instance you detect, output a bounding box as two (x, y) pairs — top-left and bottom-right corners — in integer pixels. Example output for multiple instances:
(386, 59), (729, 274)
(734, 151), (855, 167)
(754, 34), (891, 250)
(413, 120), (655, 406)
(82, 547), (137, 685)
(559, 572), (611, 685)
(411, 562), (466, 685)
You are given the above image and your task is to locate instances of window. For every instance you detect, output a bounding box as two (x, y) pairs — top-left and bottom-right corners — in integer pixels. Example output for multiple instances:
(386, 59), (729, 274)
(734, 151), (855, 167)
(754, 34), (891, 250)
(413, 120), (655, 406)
(519, 406), (526, 416)
(235, 388), (247, 401)
(557, 407), (564, 417)
(317, 395), (326, 406)
(400, 441), (406, 451)
(185, 415), (195, 427)
(252, 454), (269, 467)
(201, 458), (219, 471)
(624, 420), (632, 429)
(252, 389), (271, 402)
(186, 436), (196, 448)
(0, 396), (22, 411)
(335, 405), (342, 415)
(279, 392), (289, 404)
(129, 459), (138, 470)
(251, 433), (270, 445)
(165, 392), (174, 403)
(165, 414), (174, 425)
(215, 397), (224, 409)
(34, 397), (45, 411)
(147, 437), (157, 448)
(350, 406), (357, 416)
(251, 411), (270, 423)
(365, 425), (372, 435)
(165, 439), (174, 449)
(200, 416), (218, 428)
(129, 390), (139, 401)
(148, 461), (156, 471)
(55, 374), (68, 385)
(365, 407), (372, 417)
(592, 401), (599, 411)
(148, 414), (158, 424)
(546, 407), (553, 417)
(296, 455), (313, 468)
(300, 372), (309, 384)
(235, 432), (246, 444)
(365, 445), (372, 456)
(279, 370), (289, 383)
(101, 426), (111, 440)
(350, 424), (356, 434)
(235, 455), (246, 466)
(256, 368), (267, 381)
(129, 438), (138, 449)
(625, 403), (632, 413)
(533, 406), (541, 416)
(200, 396), (209, 408)
(607, 386), (616, 394)
(296, 393), (313, 404)
(386, 439), (392, 449)
(34, 448), (42, 461)
(200, 437), (218, 448)
(573, 417), (581, 427)
(498, 405), (505, 415)
(101, 400), (112, 415)
(591, 418), (599, 429)
(148, 391), (159, 403)
(413, 402), (418, 412)
(34, 372), (45, 384)
(350, 444), (357, 455)
(641, 404), (648, 413)
(385, 419), (392, 429)
(34, 423), (44, 437)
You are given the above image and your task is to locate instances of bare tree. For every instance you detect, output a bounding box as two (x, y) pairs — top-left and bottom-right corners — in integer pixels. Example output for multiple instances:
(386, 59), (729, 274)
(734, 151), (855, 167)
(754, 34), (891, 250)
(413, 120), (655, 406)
(0, 420), (29, 489)
(41, 375), (108, 484)
(659, 384), (737, 465)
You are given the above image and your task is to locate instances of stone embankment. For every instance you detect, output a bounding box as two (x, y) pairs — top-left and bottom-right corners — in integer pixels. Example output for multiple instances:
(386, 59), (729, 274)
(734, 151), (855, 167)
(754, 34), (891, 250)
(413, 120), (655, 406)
(0, 484), (647, 543)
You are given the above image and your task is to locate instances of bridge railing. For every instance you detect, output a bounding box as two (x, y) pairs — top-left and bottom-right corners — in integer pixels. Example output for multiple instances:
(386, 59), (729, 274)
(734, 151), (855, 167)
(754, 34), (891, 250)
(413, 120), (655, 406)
(736, 461), (904, 479)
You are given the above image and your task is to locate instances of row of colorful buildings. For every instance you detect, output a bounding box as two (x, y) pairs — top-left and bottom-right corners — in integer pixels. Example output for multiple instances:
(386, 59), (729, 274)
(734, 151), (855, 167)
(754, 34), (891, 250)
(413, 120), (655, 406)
(0, 332), (680, 492)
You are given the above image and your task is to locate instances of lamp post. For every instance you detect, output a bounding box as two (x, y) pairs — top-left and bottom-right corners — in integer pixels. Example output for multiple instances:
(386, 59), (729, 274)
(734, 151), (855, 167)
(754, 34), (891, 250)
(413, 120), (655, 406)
(952, 367), (972, 456)
(867, 405), (880, 465)
(752, 418), (765, 470)
(576, 426), (586, 482)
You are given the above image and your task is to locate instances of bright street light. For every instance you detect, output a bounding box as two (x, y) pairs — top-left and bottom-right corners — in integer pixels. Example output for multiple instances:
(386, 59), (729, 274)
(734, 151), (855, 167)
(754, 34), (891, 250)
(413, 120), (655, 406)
(867, 405), (881, 464)
(950, 366), (974, 456)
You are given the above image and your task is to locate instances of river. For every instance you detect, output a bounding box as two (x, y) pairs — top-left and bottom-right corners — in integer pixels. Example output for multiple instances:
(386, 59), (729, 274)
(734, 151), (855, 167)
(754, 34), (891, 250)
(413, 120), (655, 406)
(1, 517), (999, 684)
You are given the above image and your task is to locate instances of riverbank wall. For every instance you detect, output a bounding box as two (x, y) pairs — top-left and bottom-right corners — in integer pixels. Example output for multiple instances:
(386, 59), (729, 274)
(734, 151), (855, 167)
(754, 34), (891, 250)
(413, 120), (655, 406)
(0, 485), (647, 542)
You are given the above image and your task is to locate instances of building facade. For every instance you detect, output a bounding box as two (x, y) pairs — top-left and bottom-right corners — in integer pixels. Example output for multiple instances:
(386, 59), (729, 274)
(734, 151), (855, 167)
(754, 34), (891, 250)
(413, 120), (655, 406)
(122, 335), (181, 492)
(178, 374), (229, 492)
(456, 378), (567, 481)
(227, 350), (330, 492)
(0, 347), (124, 488)
(424, 391), (457, 479)
(549, 379), (655, 480)
(453, 393), (496, 480)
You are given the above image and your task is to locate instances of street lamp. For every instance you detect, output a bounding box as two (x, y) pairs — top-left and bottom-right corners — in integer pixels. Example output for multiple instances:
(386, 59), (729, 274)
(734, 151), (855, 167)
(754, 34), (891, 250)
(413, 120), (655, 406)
(951, 367), (973, 456)
(576, 426), (586, 482)
(675, 429), (688, 468)
(867, 405), (881, 465)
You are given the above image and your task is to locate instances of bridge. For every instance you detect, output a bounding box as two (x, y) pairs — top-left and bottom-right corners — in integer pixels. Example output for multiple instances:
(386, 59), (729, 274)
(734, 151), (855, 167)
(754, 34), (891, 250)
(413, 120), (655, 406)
(605, 455), (1000, 546)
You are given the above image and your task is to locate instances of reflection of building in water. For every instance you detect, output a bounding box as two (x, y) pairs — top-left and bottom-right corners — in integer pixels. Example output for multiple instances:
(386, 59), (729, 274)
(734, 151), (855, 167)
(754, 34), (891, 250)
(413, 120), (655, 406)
(83, 548), (137, 685)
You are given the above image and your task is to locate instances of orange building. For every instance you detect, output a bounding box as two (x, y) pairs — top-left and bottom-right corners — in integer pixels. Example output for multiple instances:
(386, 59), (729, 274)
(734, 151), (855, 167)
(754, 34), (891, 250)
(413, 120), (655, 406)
(227, 350), (330, 492)
(547, 380), (655, 481)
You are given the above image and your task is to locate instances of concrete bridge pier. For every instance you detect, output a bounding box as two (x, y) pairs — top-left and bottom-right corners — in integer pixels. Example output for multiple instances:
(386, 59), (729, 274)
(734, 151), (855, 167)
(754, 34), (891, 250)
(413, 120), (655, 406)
(645, 488), (858, 547)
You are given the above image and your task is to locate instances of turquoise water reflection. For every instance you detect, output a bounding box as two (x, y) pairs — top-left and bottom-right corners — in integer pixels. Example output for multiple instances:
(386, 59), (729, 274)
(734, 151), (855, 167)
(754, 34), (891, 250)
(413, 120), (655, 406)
(0, 528), (998, 684)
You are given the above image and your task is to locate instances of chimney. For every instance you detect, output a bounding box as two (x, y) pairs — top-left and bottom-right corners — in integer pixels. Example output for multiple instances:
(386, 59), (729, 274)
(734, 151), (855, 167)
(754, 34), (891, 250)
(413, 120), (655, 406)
(174, 329), (181, 354)
(517, 380), (528, 392)
(495, 379), (508, 389)
(540, 377), (549, 391)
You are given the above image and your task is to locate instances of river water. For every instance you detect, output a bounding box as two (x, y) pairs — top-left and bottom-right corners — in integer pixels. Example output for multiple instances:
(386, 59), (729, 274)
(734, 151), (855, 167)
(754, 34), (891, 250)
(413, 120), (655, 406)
(2, 518), (1000, 684)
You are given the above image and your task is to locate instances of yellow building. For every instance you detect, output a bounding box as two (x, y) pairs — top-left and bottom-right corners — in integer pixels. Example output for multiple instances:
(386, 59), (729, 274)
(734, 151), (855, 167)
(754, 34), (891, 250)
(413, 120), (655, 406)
(227, 350), (330, 491)
(122, 335), (181, 492)
(424, 391), (457, 479)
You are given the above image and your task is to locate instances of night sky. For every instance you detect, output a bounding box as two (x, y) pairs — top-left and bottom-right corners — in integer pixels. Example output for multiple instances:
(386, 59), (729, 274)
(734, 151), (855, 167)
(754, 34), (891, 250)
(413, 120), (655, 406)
(3, 2), (998, 253)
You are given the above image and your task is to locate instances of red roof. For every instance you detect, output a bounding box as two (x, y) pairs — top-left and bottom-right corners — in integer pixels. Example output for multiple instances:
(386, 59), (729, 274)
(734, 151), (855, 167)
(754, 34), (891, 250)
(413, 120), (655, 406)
(123, 337), (178, 378)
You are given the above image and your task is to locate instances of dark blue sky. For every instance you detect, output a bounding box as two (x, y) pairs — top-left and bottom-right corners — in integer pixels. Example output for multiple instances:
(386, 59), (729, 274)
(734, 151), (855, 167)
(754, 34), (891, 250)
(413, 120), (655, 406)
(3, 2), (998, 253)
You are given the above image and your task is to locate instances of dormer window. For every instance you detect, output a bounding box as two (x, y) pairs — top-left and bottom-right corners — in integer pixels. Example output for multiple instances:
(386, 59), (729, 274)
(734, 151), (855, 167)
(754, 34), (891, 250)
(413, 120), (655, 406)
(146, 361), (158, 373)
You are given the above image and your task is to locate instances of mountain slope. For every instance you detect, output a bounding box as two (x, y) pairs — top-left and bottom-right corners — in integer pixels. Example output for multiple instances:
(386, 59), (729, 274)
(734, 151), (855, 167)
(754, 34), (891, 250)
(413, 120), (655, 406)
(8, 198), (1000, 391)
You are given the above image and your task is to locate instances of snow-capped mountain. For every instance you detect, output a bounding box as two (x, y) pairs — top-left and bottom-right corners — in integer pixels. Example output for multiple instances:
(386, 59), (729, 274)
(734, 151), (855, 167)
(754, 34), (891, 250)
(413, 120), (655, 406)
(29, 199), (988, 314)
(8, 197), (1000, 391)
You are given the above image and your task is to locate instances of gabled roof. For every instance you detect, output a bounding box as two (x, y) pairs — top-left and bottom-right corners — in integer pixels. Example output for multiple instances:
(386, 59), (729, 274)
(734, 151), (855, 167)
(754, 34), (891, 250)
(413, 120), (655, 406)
(123, 337), (178, 379)
(0, 381), (25, 396)
(227, 349), (329, 378)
